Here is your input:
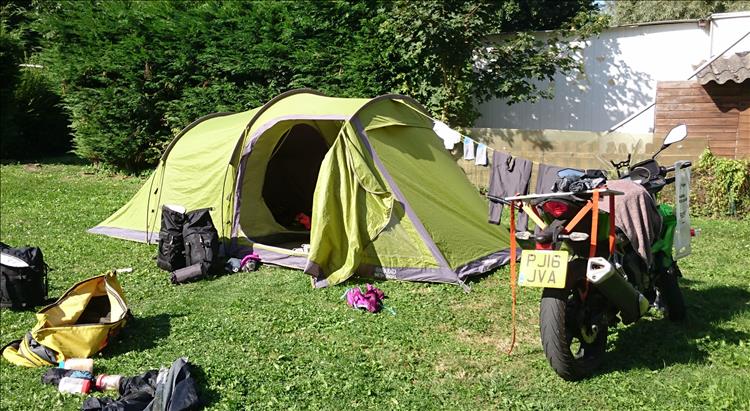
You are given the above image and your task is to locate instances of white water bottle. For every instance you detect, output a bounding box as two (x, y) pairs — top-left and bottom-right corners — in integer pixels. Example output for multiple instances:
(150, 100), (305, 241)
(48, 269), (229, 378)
(58, 377), (92, 394)
(95, 374), (122, 391)
(59, 358), (94, 373)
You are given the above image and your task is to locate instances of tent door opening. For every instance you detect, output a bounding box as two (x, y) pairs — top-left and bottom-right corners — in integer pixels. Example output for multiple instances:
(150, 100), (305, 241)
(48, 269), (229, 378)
(248, 122), (333, 249)
(264, 123), (328, 231)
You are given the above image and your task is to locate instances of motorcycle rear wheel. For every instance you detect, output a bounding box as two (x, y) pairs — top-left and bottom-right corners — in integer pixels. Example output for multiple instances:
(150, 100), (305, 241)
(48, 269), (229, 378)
(540, 288), (608, 381)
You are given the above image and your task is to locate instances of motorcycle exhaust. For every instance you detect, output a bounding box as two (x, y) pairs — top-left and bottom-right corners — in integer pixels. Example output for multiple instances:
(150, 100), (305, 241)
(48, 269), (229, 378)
(586, 257), (649, 324)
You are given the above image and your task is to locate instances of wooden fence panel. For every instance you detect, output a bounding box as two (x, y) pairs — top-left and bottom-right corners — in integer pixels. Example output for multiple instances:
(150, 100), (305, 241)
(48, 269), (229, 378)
(654, 80), (749, 159)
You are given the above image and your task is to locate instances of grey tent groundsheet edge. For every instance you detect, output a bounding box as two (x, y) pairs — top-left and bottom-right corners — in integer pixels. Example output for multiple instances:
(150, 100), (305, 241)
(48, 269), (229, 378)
(234, 244), (310, 270)
(90, 228), (513, 287)
(455, 249), (512, 281)
(88, 226), (159, 244)
(306, 247), (511, 288)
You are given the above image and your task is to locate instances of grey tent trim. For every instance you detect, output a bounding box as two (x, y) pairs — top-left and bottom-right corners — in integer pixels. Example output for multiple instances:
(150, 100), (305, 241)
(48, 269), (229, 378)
(306, 261), (471, 288)
(357, 264), (467, 285)
(240, 114), (349, 157)
(87, 226), (159, 244)
(238, 88), (326, 145)
(455, 250), (511, 280)
(252, 248), (309, 270)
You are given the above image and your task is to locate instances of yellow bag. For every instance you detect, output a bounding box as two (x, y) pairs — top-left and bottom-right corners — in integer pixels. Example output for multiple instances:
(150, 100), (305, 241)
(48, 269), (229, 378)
(2, 271), (129, 367)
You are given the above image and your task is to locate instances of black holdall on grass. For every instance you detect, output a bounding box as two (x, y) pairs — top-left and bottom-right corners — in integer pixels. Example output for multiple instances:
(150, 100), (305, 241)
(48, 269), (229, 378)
(0, 242), (49, 310)
(182, 208), (220, 276)
(157, 205), (187, 272)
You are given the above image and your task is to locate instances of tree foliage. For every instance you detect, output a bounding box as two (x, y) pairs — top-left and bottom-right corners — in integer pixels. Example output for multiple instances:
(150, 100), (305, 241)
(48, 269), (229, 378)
(0, 21), (23, 154)
(24, 0), (604, 172)
(379, 1), (607, 125)
(1, 1), (70, 159)
(606, 0), (750, 26)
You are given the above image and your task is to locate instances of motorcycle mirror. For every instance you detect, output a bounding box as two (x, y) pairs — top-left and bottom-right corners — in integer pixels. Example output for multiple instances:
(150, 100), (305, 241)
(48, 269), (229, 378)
(557, 168), (585, 179)
(663, 124), (687, 146)
(653, 124), (688, 159)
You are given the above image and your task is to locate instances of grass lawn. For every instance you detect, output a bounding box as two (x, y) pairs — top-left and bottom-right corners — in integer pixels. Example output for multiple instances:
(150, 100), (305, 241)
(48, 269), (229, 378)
(1, 160), (749, 410)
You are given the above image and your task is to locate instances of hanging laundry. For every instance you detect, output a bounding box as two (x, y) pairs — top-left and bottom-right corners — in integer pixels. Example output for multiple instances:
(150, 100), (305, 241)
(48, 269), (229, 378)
(475, 143), (488, 166)
(533, 163), (584, 234)
(432, 120), (462, 150)
(463, 137), (475, 160)
(535, 164), (583, 194)
(488, 151), (532, 231)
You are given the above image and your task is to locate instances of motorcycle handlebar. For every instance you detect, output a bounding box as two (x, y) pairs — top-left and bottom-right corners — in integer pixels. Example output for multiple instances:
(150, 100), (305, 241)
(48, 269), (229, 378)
(663, 161), (692, 174)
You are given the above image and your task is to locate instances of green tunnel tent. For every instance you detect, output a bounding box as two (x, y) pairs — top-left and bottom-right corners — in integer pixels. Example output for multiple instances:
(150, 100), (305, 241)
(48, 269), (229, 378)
(89, 89), (512, 287)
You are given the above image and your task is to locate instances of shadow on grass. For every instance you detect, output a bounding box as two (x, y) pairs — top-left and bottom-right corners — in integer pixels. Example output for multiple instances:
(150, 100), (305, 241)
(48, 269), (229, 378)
(104, 313), (181, 357)
(464, 266), (506, 287)
(190, 363), (221, 409)
(339, 276), (389, 288)
(0, 155), (89, 166)
(601, 284), (750, 373)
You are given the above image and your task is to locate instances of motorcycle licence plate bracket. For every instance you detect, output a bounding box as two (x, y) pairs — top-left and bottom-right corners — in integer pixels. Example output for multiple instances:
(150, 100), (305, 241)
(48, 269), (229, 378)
(503, 189), (623, 250)
(505, 188), (624, 300)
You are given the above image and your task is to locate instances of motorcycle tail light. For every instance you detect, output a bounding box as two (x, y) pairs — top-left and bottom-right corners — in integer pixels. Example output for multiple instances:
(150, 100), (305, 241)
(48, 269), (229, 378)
(542, 201), (570, 218)
(535, 242), (553, 250)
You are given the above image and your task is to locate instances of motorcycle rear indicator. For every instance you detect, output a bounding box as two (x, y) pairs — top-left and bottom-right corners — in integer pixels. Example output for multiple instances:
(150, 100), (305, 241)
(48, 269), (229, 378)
(542, 201), (570, 218)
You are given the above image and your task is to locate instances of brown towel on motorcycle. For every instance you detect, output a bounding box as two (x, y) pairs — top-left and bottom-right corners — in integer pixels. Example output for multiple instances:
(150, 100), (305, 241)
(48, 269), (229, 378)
(599, 179), (662, 268)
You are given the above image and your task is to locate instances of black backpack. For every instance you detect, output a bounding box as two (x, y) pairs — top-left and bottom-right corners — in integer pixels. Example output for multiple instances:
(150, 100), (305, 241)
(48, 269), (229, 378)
(0, 242), (49, 310)
(157, 205), (187, 272)
(183, 208), (220, 275)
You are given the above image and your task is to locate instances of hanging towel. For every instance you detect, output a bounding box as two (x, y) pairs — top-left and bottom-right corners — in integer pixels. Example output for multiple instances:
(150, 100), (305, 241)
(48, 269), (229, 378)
(463, 137), (475, 160)
(598, 179), (662, 268)
(488, 151), (532, 230)
(475, 143), (488, 166)
(432, 120), (462, 150)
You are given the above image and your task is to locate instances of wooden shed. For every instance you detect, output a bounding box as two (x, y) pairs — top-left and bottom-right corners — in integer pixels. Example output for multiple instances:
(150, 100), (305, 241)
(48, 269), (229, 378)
(654, 52), (750, 159)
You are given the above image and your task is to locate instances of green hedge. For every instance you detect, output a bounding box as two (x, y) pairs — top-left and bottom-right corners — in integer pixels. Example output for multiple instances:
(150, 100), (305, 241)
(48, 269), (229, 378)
(690, 150), (750, 219)
(31, 1), (389, 171)
(0, 23), (23, 158)
(1, 7), (71, 160)
(3, 68), (71, 159)
(23, 0), (601, 172)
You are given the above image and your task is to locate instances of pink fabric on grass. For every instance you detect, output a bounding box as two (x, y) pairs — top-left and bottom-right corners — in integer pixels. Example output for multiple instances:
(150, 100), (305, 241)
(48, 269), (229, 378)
(345, 284), (386, 313)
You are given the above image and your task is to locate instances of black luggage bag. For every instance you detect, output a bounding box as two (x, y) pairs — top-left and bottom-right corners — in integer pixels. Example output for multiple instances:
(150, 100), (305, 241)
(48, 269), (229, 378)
(0, 242), (49, 310)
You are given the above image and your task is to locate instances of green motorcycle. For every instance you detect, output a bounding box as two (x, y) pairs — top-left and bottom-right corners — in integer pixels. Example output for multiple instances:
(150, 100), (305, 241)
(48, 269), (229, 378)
(505, 125), (695, 380)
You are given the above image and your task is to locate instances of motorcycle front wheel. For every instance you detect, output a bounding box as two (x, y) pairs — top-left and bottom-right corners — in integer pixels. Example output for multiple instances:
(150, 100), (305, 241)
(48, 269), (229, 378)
(657, 266), (686, 321)
(540, 288), (608, 381)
